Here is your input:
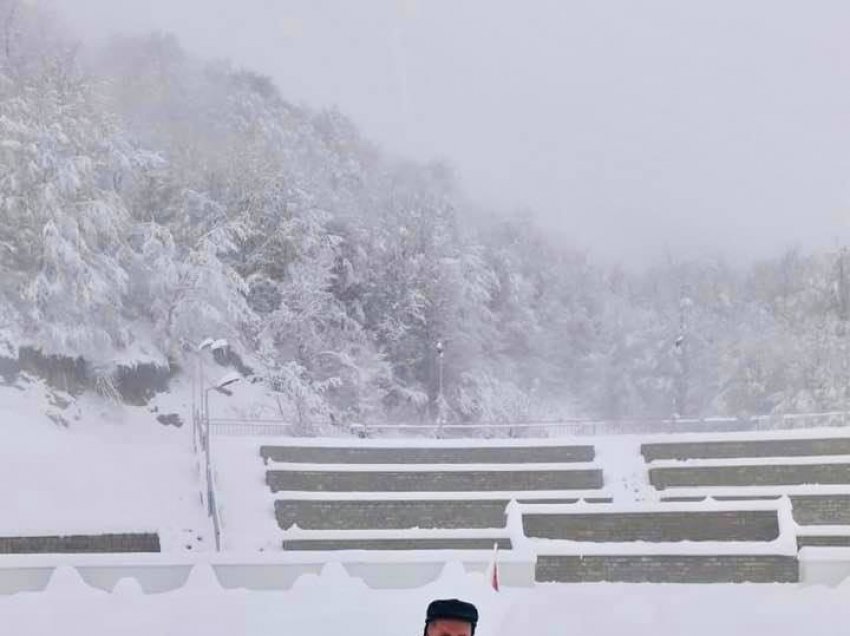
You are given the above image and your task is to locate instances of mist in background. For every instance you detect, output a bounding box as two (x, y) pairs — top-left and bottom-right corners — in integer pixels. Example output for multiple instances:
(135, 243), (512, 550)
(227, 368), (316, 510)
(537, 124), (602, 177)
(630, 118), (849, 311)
(7, 0), (850, 423)
(50, 0), (850, 265)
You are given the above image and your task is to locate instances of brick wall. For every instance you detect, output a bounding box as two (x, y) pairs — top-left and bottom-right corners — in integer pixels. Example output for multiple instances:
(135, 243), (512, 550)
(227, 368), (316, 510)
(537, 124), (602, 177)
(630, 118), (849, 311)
(275, 499), (510, 530)
(642, 439), (850, 462)
(523, 510), (780, 542)
(267, 468), (604, 493)
(261, 445), (594, 464)
(649, 464), (850, 489)
(535, 554), (799, 583)
(0, 533), (160, 554)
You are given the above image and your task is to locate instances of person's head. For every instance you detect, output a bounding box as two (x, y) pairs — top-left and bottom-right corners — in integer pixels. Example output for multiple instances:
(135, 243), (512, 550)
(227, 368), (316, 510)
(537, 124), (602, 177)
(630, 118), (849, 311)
(424, 599), (478, 636)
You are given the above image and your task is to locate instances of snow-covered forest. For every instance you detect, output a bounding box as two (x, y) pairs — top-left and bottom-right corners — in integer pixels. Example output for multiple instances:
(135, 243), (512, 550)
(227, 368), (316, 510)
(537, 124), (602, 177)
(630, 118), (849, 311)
(3, 1), (850, 427)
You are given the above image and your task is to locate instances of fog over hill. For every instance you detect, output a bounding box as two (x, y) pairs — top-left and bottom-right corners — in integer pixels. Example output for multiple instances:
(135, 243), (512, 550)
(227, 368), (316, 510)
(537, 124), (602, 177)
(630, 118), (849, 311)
(52, 0), (850, 264)
(3, 1), (850, 426)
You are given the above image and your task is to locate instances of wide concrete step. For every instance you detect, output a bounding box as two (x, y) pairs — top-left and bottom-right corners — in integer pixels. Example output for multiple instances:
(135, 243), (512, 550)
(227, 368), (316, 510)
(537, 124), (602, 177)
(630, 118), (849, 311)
(643, 438), (850, 462)
(262, 445), (594, 465)
(535, 554), (799, 583)
(267, 468), (603, 493)
(0, 533), (160, 554)
(523, 510), (780, 542)
(650, 464), (850, 489)
(282, 537), (512, 551)
(275, 499), (513, 530)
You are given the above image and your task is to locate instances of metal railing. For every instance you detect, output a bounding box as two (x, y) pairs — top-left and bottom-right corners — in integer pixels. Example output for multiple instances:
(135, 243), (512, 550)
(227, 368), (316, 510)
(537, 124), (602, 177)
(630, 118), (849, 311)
(206, 411), (850, 439)
(194, 409), (223, 551)
(208, 418), (296, 437)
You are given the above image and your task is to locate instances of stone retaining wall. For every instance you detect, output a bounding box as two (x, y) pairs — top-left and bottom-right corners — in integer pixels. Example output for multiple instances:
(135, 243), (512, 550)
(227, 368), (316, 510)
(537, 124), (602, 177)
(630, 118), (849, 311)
(642, 438), (850, 462)
(267, 468), (604, 492)
(650, 464), (850, 489)
(660, 494), (850, 526)
(790, 495), (850, 524)
(535, 554), (799, 583)
(262, 445), (594, 465)
(797, 536), (850, 548)
(523, 510), (780, 542)
(0, 533), (160, 554)
(275, 499), (511, 530)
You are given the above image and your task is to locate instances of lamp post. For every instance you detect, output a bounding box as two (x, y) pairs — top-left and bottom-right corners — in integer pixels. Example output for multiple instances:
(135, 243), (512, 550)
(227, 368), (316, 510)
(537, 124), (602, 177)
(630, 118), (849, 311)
(201, 372), (241, 552)
(436, 340), (444, 403)
(203, 372), (241, 436)
(436, 340), (445, 433)
(192, 338), (215, 453)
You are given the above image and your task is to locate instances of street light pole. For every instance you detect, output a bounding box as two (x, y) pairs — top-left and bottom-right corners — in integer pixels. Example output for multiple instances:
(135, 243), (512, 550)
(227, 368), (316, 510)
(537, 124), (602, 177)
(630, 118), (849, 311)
(436, 340), (445, 432)
(201, 372), (241, 552)
(194, 338), (215, 454)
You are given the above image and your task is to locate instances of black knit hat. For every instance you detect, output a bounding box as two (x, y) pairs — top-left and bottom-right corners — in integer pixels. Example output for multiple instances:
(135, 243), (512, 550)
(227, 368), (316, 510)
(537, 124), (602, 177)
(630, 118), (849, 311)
(426, 599), (479, 627)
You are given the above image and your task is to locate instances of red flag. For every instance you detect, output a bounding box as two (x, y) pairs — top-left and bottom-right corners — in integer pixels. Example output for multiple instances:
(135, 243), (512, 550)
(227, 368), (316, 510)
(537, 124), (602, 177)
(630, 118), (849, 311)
(490, 542), (500, 592)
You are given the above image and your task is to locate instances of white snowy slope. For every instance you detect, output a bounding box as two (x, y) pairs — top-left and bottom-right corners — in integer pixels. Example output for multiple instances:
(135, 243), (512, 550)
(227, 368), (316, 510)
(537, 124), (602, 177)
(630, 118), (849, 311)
(0, 377), (210, 551)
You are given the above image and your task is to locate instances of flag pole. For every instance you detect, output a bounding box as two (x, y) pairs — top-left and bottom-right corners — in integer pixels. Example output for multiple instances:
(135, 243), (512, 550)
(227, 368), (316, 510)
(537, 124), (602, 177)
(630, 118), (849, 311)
(490, 542), (500, 592)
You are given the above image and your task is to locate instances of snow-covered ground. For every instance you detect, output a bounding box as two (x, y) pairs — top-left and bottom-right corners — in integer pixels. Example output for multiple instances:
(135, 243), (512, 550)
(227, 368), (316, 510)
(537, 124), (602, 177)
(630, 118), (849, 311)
(0, 377), (210, 550)
(8, 374), (850, 635)
(2, 563), (850, 636)
(213, 438), (281, 551)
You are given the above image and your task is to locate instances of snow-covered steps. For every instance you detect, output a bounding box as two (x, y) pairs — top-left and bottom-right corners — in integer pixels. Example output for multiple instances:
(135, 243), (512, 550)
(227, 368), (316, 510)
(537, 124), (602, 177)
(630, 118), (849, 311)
(523, 499), (799, 583)
(642, 430), (850, 560)
(260, 438), (608, 562)
(264, 439), (607, 533)
(641, 431), (850, 490)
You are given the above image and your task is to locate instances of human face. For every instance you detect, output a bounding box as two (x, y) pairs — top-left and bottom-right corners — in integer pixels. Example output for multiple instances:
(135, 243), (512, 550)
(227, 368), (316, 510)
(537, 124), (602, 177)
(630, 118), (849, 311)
(426, 619), (473, 636)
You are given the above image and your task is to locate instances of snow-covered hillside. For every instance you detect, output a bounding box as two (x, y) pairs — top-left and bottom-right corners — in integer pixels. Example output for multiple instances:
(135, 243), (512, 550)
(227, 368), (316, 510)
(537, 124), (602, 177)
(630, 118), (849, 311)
(5, 0), (850, 429)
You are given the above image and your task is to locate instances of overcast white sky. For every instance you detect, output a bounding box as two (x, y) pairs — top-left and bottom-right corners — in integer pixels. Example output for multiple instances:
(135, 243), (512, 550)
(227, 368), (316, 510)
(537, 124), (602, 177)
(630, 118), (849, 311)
(49, 0), (850, 264)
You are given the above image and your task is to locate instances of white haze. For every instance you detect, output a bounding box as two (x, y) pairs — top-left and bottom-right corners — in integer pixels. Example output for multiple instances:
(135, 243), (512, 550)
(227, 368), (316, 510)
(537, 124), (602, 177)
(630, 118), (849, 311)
(49, 0), (850, 265)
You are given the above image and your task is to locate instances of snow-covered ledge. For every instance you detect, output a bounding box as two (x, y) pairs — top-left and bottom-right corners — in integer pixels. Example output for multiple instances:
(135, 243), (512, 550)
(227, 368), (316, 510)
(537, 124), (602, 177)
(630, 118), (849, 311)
(0, 548), (535, 595)
(799, 547), (850, 586)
